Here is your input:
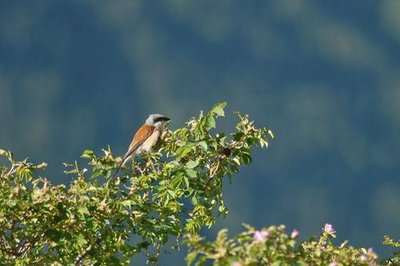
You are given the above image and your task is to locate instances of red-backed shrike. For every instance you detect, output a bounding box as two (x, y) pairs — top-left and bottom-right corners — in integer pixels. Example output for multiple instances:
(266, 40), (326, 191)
(117, 114), (170, 171)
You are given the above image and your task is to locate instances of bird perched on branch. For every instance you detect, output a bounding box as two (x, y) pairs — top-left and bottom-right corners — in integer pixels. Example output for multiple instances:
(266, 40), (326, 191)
(113, 114), (170, 177)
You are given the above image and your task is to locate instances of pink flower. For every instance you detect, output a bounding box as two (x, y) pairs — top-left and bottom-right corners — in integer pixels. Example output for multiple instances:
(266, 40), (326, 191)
(324, 223), (336, 235)
(231, 262), (242, 266)
(253, 230), (269, 243)
(291, 229), (299, 239)
(367, 247), (375, 255)
(329, 262), (338, 266)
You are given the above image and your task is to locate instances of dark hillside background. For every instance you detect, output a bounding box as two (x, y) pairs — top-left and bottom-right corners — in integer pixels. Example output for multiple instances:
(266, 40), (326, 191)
(1, 1), (400, 263)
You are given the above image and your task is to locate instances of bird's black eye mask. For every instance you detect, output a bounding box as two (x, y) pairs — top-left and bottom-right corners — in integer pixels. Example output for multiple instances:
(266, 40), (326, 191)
(154, 117), (171, 123)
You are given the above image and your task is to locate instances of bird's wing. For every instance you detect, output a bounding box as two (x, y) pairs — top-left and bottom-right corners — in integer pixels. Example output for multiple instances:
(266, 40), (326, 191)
(112, 125), (155, 178)
(123, 124), (155, 159)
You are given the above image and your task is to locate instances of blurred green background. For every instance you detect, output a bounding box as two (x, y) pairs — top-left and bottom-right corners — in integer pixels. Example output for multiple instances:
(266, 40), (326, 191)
(1, 0), (400, 263)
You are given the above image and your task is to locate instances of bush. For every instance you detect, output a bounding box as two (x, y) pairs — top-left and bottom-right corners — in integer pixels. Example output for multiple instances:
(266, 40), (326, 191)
(185, 224), (379, 265)
(0, 102), (398, 265)
(0, 102), (272, 264)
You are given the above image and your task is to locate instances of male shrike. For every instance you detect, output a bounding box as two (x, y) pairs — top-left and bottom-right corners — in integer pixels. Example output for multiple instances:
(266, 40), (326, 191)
(113, 114), (170, 176)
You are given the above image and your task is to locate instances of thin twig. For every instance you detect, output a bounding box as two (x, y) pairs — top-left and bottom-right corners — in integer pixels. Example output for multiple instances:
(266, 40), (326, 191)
(74, 234), (103, 265)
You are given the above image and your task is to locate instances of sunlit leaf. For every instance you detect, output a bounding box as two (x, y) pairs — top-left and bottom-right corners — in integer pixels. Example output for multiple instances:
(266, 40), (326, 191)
(205, 115), (216, 129)
(210, 102), (227, 117)
(186, 160), (199, 169)
(186, 169), (197, 178)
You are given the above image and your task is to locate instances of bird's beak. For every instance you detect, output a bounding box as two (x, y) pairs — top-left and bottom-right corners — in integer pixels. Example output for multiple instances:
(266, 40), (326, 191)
(154, 116), (171, 123)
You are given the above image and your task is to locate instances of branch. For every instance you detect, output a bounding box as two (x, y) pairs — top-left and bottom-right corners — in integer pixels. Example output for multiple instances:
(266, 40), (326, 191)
(74, 234), (103, 265)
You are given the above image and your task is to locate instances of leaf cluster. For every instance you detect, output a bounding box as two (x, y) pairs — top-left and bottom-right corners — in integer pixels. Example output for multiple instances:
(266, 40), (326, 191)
(0, 102), (273, 265)
(383, 236), (400, 265)
(4, 102), (396, 265)
(185, 225), (379, 266)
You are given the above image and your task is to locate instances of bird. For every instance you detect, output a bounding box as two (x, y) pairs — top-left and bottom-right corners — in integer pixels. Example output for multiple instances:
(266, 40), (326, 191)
(112, 114), (170, 177)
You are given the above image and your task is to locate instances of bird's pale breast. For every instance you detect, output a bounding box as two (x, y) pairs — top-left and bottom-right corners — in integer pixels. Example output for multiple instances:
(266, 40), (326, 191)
(139, 130), (161, 153)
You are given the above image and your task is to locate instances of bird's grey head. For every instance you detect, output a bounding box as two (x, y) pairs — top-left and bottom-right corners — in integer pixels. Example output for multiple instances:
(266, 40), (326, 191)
(145, 114), (171, 129)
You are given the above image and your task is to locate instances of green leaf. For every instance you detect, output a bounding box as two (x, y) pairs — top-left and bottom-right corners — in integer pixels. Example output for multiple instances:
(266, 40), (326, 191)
(210, 102), (227, 117)
(177, 146), (193, 158)
(233, 132), (244, 141)
(121, 200), (133, 208)
(186, 160), (199, 169)
(76, 233), (88, 247)
(81, 149), (94, 159)
(241, 153), (252, 164)
(0, 149), (8, 157)
(183, 177), (190, 189)
(186, 169), (197, 178)
(232, 157), (241, 165)
(78, 206), (90, 216)
(198, 141), (208, 151)
(268, 129), (274, 138)
(206, 115), (216, 129)
(191, 196), (198, 206)
(186, 251), (198, 266)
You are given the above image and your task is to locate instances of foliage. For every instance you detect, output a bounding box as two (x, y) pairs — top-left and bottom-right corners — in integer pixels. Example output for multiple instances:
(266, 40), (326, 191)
(0, 102), (398, 265)
(185, 224), (379, 266)
(383, 236), (400, 265)
(0, 102), (273, 265)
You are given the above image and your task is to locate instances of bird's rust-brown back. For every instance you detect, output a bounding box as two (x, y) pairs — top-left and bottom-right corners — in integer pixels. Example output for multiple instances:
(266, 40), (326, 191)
(126, 124), (155, 156)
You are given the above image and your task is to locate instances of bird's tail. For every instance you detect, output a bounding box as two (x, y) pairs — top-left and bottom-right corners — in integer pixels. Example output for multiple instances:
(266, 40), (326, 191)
(111, 162), (123, 179)
(111, 153), (133, 179)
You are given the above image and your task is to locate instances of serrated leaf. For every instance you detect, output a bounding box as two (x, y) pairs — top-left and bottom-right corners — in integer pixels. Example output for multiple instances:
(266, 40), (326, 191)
(186, 169), (197, 178)
(186, 160), (199, 169)
(177, 146), (193, 158)
(206, 115), (216, 129)
(78, 206), (90, 216)
(211, 102), (227, 117)
(191, 195), (198, 205)
(198, 141), (208, 151)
